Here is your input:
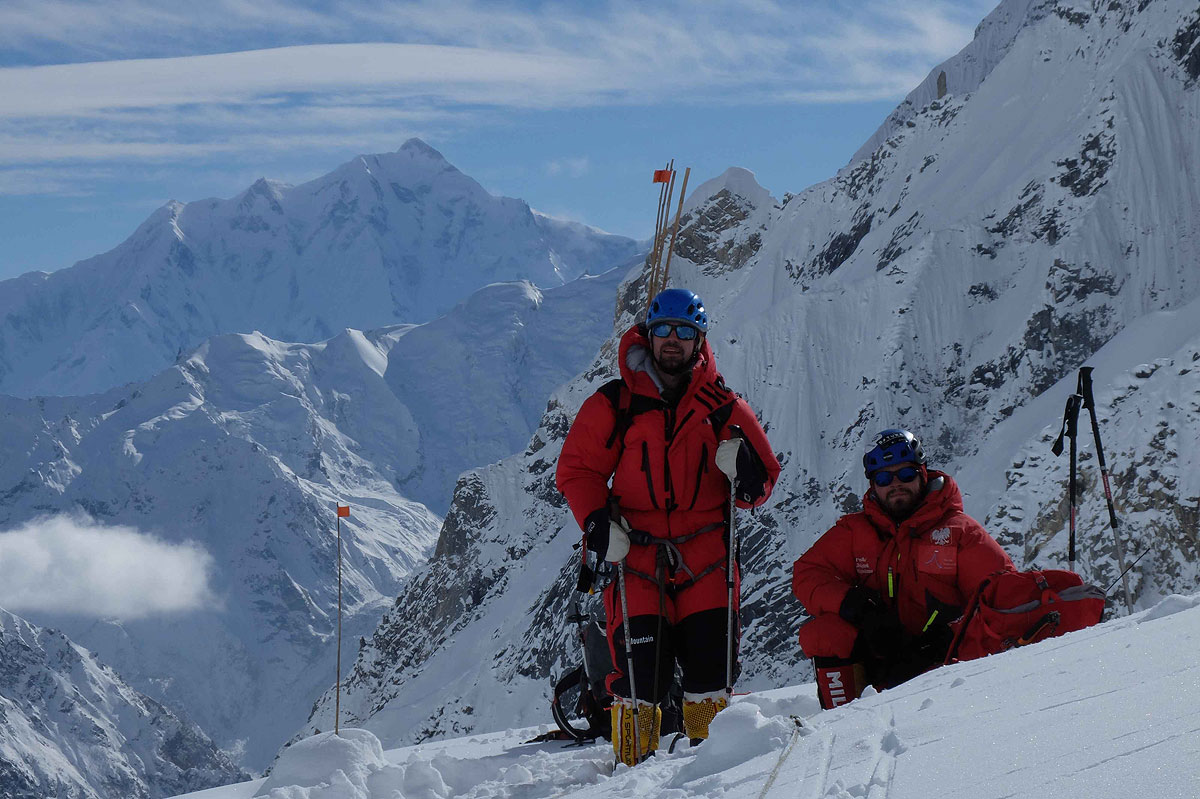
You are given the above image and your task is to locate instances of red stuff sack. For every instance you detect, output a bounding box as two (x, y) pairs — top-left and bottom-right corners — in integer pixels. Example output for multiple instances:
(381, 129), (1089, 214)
(945, 569), (1106, 663)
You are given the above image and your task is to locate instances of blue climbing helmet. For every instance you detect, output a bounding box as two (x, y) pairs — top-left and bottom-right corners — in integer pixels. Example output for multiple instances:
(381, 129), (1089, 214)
(863, 429), (926, 478)
(645, 288), (709, 333)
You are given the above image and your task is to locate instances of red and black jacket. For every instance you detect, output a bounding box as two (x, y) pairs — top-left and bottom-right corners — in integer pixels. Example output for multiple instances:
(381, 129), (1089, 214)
(556, 325), (780, 585)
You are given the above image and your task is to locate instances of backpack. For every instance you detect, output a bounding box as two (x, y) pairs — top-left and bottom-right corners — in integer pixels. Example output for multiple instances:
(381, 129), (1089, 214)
(546, 599), (683, 743)
(944, 569), (1106, 663)
(550, 606), (614, 742)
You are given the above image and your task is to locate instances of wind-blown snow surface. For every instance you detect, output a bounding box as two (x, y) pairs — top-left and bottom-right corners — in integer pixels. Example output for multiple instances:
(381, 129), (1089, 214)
(0, 267), (628, 768)
(0, 138), (642, 398)
(0, 607), (247, 799)
(306, 0), (1200, 751)
(174, 594), (1200, 799)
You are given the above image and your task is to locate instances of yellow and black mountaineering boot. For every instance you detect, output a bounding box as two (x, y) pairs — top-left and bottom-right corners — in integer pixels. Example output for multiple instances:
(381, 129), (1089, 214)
(611, 697), (661, 766)
(682, 691), (729, 743)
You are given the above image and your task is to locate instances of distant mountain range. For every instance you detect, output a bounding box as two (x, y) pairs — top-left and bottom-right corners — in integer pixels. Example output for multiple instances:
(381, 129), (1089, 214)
(0, 606), (247, 798)
(0, 142), (641, 772)
(0, 139), (642, 398)
(0, 266), (628, 769)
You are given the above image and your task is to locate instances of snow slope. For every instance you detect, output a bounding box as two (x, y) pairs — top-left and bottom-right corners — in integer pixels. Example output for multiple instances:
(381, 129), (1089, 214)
(309, 0), (1200, 750)
(0, 607), (247, 799)
(173, 593), (1200, 799)
(0, 266), (628, 769)
(0, 139), (642, 398)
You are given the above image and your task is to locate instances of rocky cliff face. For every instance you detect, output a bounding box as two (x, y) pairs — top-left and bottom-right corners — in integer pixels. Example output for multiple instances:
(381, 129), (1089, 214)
(0, 608), (247, 799)
(300, 0), (1200, 748)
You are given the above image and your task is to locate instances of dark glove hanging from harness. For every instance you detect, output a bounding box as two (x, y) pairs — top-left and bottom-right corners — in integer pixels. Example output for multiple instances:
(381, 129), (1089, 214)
(714, 434), (769, 504)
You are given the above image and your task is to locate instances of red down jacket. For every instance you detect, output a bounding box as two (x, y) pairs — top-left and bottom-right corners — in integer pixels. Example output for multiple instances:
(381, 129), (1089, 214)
(557, 324), (780, 613)
(792, 471), (1014, 659)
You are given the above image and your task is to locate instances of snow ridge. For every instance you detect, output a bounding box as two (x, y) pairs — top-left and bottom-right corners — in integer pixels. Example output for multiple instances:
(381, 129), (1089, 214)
(180, 593), (1200, 799)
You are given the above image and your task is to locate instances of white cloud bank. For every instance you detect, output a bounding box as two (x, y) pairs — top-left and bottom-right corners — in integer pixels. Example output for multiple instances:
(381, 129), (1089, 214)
(0, 515), (215, 619)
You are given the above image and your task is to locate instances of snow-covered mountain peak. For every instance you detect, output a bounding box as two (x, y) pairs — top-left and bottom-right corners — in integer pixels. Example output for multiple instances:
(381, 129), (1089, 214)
(0, 144), (642, 398)
(684, 166), (775, 215)
(397, 136), (453, 163)
(851, 0), (1188, 162)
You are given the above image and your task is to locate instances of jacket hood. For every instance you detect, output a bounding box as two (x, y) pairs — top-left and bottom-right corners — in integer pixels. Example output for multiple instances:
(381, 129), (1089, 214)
(617, 324), (717, 399)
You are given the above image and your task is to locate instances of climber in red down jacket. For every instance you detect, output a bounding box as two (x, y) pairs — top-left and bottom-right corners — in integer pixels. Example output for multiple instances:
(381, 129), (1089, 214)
(556, 288), (780, 765)
(792, 428), (1014, 709)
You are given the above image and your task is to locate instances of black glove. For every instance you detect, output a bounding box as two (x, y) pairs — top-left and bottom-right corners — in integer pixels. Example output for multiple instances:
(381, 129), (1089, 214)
(735, 443), (769, 503)
(859, 611), (909, 661)
(839, 585), (884, 626)
(583, 507), (609, 557)
(915, 621), (955, 665)
(878, 620), (955, 688)
(841, 586), (908, 660)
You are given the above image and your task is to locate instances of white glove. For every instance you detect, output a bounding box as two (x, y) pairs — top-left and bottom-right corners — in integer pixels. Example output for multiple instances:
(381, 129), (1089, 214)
(715, 437), (743, 482)
(605, 515), (631, 563)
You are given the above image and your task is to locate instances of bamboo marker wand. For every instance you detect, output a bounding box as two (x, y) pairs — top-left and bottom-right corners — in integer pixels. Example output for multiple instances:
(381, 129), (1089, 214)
(661, 167), (691, 289)
(335, 504), (350, 734)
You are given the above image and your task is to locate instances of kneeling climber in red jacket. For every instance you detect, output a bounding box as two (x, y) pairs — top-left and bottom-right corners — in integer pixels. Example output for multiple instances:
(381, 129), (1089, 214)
(792, 428), (1014, 709)
(557, 288), (780, 765)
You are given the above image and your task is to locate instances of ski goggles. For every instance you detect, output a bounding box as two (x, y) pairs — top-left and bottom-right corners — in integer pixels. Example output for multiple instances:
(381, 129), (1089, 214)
(648, 322), (700, 340)
(871, 465), (921, 487)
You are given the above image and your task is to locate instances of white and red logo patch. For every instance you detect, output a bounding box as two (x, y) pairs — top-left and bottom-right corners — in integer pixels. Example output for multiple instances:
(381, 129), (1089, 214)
(930, 527), (952, 546)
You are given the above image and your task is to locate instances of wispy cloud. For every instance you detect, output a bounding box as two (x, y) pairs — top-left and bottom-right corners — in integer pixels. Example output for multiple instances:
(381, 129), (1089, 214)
(0, 515), (215, 619)
(546, 157), (590, 178)
(0, 0), (994, 184)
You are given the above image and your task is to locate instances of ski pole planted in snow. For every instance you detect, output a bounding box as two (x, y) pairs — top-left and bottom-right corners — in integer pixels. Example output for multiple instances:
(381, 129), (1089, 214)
(1051, 394), (1083, 573)
(723, 426), (743, 697)
(1077, 367), (1135, 614)
(335, 503), (350, 735)
(616, 559), (643, 765)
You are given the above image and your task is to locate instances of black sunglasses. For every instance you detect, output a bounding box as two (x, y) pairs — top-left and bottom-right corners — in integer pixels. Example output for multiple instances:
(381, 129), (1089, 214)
(872, 466), (921, 487)
(649, 322), (699, 340)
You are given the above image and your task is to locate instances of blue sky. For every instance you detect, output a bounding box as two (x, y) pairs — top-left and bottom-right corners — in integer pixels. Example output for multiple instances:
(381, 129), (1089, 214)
(0, 0), (997, 280)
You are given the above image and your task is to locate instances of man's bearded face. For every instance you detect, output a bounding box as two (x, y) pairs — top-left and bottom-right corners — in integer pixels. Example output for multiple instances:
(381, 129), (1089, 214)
(650, 327), (699, 375)
(871, 463), (925, 520)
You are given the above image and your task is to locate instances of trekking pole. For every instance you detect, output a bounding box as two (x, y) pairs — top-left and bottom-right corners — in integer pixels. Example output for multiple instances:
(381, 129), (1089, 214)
(724, 426), (743, 696)
(1051, 394), (1083, 572)
(1077, 367), (1135, 614)
(616, 560), (642, 765)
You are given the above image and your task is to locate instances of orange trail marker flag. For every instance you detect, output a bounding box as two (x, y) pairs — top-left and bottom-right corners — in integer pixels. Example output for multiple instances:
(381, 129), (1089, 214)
(337, 505), (350, 517)
(652, 169), (673, 183)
